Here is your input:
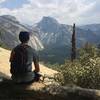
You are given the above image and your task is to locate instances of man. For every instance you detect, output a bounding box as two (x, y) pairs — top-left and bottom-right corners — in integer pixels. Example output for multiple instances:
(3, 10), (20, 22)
(9, 31), (40, 84)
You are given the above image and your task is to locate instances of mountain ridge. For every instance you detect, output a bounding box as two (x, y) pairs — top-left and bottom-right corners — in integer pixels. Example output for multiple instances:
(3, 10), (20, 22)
(34, 16), (100, 47)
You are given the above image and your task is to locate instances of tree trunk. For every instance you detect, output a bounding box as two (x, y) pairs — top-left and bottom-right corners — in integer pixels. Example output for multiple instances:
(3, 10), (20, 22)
(71, 23), (76, 62)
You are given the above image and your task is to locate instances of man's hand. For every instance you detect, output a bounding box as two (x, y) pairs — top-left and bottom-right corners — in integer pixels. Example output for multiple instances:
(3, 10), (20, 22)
(34, 62), (40, 72)
(33, 70), (41, 81)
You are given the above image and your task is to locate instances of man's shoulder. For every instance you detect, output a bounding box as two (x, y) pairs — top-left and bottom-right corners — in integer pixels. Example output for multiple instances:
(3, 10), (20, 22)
(12, 44), (21, 51)
(12, 44), (37, 53)
(26, 45), (36, 52)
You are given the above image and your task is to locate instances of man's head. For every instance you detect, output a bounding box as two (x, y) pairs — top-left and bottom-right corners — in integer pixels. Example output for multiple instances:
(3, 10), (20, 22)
(19, 31), (30, 43)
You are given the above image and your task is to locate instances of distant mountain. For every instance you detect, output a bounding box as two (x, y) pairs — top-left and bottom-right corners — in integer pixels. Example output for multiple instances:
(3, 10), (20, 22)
(34, 16), (71, 47)
(35, 16), (99, 48)
(0, 15), (44, 50)
(33, 16), (100, 64)
(0, 15), (99, 64)
(79, 24), (100, 37)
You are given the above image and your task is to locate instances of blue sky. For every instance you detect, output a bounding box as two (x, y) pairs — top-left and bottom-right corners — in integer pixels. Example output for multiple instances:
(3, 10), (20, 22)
(0, 0), (99, 25)
(1, 0), (28, 9)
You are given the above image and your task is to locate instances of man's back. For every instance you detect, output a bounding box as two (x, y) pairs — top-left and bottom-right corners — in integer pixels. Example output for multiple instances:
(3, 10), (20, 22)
(10, 44), (38, 74)
(9, 31), (40, 83)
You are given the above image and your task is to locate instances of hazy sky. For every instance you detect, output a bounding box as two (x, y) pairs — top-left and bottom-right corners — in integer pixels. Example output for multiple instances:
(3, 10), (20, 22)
(0, 0), (99, 25)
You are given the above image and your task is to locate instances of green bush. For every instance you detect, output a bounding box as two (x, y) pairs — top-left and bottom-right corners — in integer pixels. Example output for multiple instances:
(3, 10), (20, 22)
(54, 45), (100, 89)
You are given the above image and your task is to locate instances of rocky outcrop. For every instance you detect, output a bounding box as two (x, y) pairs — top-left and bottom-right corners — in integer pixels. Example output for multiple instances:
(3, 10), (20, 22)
(42, 85), (100, 100)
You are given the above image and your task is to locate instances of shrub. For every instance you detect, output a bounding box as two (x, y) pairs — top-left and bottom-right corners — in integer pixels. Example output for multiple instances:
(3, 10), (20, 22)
(55, 45), (100, 89)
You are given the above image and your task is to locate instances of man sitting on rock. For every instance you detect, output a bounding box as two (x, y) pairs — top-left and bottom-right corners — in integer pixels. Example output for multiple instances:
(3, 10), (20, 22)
(9, 31), (41, 84)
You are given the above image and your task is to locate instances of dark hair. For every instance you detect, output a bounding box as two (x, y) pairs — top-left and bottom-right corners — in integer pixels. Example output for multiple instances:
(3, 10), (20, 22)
(19, 31), (30, 43)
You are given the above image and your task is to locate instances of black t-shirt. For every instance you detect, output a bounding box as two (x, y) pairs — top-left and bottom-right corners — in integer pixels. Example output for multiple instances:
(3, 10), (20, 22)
(10, 44), (39, 75)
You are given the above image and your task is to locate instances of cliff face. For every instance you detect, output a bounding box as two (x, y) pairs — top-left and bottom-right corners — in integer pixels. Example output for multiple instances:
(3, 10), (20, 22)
(35, 16), (99, 48)
(0, 15), (44, 50)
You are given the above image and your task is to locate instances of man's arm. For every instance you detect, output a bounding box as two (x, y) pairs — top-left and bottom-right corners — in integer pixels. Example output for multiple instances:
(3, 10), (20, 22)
(9, 50), (15, 62)
(34, 61), (40, 72)
(33, 51), (40, 72)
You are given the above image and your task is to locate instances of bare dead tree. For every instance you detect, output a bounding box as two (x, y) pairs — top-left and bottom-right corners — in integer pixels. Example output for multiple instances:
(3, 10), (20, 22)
(71, 23), (76, 62)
